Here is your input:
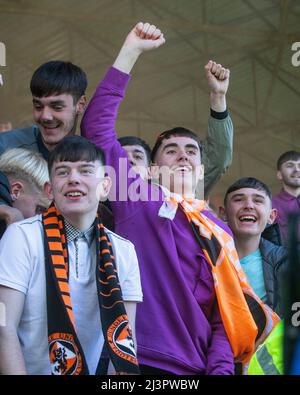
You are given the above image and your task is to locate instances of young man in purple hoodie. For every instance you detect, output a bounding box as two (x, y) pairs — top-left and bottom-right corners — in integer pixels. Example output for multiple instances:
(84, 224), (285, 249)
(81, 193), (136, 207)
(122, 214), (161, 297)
(81, 22), (272, 375)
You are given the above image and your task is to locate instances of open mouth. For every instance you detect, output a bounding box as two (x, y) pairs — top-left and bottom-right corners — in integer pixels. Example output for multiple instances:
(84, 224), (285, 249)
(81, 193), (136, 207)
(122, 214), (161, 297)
(65, 191), (86, 197)
(239, 215), (257, 223)
(41, 123), (60, 130)
(174, 166), (192, 173)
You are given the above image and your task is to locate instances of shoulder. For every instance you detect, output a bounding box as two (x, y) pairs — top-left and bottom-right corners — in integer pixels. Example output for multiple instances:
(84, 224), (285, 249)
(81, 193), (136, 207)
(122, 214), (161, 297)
(259, 238), (288, 267)
(105, 227), (135, 249)
(272, 192), (286, 206)
(2, 215), (43, 241)
(0, 125), (39, 139)
(0, 125), (39, 150)
(203, 210), (233, 237)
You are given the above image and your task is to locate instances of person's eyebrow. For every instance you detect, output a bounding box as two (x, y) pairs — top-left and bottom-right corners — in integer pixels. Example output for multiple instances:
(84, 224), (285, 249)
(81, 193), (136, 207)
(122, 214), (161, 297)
(252, 193), (266, 200)
(185, 144), (199, 150)
(162, 143), (178, 151)
(230, 192), (266, 200)
(79, 163), (96, 169)
(162, 142), (198, 150)
(132, 149), (145, 155)
(230, 193), (245, 199)
(53, 165), (69, 171)
(32, 98), (66, 106)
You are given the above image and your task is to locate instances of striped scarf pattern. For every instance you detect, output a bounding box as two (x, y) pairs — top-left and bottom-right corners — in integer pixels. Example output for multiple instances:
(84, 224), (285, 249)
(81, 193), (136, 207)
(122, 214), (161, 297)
(42, 203), (139, 375)
(158, 193), (280, 372)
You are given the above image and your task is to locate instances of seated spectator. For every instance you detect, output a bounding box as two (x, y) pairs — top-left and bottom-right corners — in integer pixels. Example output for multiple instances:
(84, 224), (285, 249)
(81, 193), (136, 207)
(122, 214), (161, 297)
(0, 148), (50, 237)
(81, 21), (279, 374)
(0, 136), (142, 375)
(0, 61), (87, 160)
(272, 151), (300, 245)
(220, 177), (288, 317)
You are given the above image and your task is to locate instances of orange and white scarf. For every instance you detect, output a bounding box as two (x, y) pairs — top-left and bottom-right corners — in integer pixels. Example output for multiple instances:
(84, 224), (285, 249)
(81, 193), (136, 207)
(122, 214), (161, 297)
(158, 190), (280, 372)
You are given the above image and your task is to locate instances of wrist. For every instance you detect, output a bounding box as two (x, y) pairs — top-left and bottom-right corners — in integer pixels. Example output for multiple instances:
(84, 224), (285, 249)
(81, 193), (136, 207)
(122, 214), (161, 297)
(210, 92), (226, 112)
(113, 45), (141, 74)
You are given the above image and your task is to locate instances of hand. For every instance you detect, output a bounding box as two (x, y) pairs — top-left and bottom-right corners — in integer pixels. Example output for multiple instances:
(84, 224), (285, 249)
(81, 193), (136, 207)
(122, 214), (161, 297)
(123, 22), (166, 54)
(113, 22), (166, 74)
(204, 60), (230, 95)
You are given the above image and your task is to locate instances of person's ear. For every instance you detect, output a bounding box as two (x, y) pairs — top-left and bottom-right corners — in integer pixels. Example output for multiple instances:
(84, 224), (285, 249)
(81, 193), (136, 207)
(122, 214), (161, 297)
(267, 208), (277, 224)
(148, 163), (159, 180)
(98, 177), (112, 201)
(44, 181), (54, 201)
(196, 164), (204, 181)
(76, 95), (87, 114)
(277, 170), (283, 182)
(10, 181), (24, 201)
(218, 206), (227, 222)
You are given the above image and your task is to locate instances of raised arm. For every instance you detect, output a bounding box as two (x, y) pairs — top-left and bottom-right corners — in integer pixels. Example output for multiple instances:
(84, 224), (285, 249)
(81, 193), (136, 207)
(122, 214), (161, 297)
(81, 23), (165, 213)
(202, 61), (233, 197)
(81, 22), (165, 154)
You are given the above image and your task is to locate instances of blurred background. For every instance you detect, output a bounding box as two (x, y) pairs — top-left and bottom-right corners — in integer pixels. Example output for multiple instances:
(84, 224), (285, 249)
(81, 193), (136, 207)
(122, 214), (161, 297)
(0, 0), (299, 204)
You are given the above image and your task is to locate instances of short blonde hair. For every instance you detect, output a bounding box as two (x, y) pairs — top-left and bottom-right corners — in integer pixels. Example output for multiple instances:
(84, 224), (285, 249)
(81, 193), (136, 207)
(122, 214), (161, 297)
(0, 148), (49, 191)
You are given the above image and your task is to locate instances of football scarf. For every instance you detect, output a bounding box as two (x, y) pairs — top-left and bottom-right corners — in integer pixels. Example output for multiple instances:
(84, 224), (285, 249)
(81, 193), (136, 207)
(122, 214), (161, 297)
(158, 190), (280, 372)
(42, 203), (139, 375)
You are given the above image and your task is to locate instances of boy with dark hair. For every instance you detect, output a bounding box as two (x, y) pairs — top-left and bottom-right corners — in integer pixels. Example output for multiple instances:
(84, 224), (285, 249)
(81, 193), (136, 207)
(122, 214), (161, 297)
(82, 22), (279, 375)
(118, 136), (151, 167)
(0, 60), (87, 228)
(220, 177), (288, 317)
(0, 60), (87, 160)
(273, 150), (300, 245)
(0, 135), (142, 375)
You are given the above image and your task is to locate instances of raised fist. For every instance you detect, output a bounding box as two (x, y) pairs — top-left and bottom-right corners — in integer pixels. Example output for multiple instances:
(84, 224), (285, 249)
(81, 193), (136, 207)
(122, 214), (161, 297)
(122, 22), (166, 54)
(205, 60), (230, 95)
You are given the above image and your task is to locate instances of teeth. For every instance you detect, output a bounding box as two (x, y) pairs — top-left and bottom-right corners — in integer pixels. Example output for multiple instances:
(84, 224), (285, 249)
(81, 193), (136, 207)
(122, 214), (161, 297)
(239, 216), (256, 222)
(66, 192), (83, 197)
(43, 125), (59, 129)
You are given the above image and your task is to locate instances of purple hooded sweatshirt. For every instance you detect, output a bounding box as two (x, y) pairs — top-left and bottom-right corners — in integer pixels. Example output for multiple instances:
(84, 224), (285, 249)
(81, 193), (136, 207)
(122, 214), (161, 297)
(81, 66), (234, 375)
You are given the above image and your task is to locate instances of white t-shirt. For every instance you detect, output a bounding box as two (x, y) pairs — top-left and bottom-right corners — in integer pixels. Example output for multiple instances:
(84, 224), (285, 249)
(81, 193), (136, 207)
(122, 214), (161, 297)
(0, 215), (143, 375)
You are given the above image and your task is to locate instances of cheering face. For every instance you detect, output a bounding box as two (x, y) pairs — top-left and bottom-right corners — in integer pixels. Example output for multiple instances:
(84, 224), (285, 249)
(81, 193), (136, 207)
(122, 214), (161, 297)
(277, 159), (300, 189)
(224, 188), (277, 239)
(152, 136), (203, 196)
(45, 160), (111, 221)
(32, 93), (86, 151)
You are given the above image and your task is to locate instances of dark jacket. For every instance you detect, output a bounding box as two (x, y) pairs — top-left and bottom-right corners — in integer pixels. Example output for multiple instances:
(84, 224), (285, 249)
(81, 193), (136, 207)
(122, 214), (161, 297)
(260, 237), (288, 318)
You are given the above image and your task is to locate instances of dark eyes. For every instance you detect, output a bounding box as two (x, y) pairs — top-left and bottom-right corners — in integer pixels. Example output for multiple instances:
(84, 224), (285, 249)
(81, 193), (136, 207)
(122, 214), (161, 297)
(34, 105), (64, 111)
(166, 149), (197, 155)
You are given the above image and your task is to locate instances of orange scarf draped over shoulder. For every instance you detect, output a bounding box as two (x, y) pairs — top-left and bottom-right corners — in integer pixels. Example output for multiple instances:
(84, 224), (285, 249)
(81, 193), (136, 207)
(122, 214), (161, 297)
(158, 192), (280, 370)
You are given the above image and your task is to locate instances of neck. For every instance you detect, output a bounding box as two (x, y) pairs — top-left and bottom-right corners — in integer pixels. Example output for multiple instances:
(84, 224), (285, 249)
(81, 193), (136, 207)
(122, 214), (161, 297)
(62, 212), (96, 232)
(234, 234), (261, 260)
(169, 180), (196, 198)
(283, 184), (300, 197)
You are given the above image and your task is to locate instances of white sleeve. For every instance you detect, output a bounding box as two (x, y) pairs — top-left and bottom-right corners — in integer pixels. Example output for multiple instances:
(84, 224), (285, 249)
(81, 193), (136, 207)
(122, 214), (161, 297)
(0, 223), (33, 295)
(121, 243), (143, 303)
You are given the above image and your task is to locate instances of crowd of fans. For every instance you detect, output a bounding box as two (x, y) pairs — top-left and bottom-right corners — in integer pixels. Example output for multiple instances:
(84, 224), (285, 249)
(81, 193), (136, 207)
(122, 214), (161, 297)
(0, 22), (299, 376)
